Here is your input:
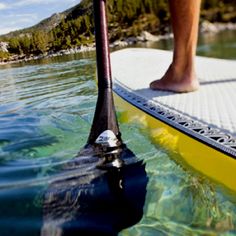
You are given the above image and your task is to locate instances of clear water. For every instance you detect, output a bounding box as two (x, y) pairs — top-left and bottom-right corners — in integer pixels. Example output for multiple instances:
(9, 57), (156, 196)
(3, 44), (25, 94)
(0, 31), (236, 235)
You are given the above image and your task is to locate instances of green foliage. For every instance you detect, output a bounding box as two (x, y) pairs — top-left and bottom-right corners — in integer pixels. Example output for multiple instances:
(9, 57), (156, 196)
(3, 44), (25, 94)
(0, 51), (10, 61)
(8, 37), (21, 54)
(19, 36), (31, 55)
(107, 0), (169, 40)
(32, 31), (49, 54)
(201, 0), (236, 22)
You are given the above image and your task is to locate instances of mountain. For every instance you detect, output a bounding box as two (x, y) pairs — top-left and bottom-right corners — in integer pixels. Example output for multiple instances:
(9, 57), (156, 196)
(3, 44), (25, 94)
(1, 5), (79, 39)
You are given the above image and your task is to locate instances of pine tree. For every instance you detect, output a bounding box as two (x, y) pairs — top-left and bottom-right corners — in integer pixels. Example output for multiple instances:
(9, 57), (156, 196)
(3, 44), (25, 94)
(32, 31), (49, 54)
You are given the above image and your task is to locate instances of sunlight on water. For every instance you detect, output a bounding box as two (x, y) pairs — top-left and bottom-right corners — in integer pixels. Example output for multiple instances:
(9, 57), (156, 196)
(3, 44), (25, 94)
(0, 32), (236, 235)
(118, 123), (236, 236)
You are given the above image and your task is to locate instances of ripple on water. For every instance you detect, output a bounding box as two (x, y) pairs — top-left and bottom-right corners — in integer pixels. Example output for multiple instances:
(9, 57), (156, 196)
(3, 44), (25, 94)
(0, 55), (99, 235)
(0, 53), (236, 235)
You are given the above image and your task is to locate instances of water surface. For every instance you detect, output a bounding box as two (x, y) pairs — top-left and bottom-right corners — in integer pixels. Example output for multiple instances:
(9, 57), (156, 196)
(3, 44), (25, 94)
(137, 29), (236, 59)
(0, 31), (236, 235)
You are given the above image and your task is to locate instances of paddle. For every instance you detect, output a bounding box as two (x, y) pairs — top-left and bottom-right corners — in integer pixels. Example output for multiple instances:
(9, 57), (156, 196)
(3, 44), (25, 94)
(41, 1), (148, 235)
(86, 0), (122, 168)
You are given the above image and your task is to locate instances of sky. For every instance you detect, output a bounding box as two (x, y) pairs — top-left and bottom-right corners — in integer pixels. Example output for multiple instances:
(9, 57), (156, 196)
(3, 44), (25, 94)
(0, 0), (80, 35)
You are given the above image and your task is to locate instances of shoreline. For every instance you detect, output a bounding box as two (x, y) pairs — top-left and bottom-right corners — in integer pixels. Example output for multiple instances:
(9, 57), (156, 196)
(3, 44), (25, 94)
(1, 21), (236, 66)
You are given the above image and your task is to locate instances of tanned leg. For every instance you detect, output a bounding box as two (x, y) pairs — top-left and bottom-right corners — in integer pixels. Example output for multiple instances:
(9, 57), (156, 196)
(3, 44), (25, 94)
(150, 0), (201, 93)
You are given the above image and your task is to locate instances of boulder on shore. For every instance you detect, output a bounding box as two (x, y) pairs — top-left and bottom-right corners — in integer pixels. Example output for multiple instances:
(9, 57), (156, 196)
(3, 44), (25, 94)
(0, 42), (9, 52)
(137, 31), (160, 42)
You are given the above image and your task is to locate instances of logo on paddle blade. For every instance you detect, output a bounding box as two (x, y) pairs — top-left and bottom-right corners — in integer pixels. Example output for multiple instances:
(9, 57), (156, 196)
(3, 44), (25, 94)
(95, 130), (119, 148)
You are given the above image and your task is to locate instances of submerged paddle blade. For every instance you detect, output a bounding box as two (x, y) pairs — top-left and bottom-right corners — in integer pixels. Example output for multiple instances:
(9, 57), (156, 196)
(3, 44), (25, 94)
(42, 147), (148, 235)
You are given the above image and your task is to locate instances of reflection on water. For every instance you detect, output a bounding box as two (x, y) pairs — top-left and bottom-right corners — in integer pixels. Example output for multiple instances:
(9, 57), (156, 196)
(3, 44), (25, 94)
(135, 29), (236, 59)
(0, 33), (236, 235)
(197, 30), (236, 59)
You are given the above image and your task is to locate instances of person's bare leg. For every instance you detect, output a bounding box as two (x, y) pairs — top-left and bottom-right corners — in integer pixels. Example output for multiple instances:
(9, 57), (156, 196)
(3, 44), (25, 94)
(150, 0), (201, 92)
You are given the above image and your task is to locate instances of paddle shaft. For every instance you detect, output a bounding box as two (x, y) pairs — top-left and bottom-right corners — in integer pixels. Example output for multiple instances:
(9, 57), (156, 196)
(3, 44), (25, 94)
(87, 0), (120, 145)
(93, 0), (112, 89)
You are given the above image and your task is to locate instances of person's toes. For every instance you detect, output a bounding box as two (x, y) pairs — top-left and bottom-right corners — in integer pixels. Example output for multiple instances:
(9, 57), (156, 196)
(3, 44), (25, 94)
(149, 81), (156, 89)
(149, 80), (163, 90)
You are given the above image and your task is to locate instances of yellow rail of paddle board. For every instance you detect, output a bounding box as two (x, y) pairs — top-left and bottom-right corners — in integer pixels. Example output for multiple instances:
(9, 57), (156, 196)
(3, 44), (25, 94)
(114, 93), (236, 193)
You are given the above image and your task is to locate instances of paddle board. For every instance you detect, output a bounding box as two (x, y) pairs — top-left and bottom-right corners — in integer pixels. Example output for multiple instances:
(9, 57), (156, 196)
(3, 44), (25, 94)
(111, 48), (236, 192)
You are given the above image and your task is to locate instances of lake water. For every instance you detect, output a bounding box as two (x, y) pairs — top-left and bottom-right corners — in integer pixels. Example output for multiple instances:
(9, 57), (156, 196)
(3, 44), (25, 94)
(138, 29), (236, 59)
(0, 30), (236, 235)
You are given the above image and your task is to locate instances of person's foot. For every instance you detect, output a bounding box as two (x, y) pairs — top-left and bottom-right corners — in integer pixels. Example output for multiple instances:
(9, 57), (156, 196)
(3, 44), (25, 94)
(150, 64), (199, 93)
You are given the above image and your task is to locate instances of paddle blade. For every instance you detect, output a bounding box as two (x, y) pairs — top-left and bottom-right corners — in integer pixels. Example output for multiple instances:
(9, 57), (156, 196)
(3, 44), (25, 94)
(42, 146), (148, 235)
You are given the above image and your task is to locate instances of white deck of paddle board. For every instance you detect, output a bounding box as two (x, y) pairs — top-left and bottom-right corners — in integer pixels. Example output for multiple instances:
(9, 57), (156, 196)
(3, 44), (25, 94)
(111, 48), (236, 140)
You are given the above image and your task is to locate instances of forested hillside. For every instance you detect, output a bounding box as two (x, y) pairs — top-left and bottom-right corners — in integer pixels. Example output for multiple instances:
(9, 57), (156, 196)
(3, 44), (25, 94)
(0, 0), (236, 61)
